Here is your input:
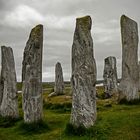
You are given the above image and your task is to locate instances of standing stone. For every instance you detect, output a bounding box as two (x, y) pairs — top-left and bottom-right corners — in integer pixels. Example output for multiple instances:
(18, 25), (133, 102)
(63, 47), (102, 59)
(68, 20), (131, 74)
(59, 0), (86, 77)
(0, 76), (3, 106)
(103, 56), (118, 96)
(22, 24), (43, 123)
(119, 15), (139, 101)
(70, 16), (97, 128)
(0, 46), (18, 118)
(54, 62), (64, 95)
(138, 61), (140, 91)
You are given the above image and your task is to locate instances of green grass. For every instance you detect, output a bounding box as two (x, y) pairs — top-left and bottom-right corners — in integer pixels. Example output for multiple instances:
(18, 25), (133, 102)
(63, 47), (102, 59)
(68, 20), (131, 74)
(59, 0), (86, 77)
(0, 104), (140, 140)
(18, 120), (49, 135)
(0, 84), (140, 140)
(17, 82), (22, 91)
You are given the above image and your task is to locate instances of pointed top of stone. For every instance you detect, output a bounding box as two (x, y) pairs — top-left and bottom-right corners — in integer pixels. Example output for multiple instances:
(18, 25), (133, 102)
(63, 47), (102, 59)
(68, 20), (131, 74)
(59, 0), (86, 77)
(29, 24), (43, 41)
(1, 46), (14, 65)
(76, 15), (92, 30)
(1, 45), (12, 51)
(56, 62), (61, 66)
(105, 56), (116, 60)
(121, 15), (137, 26)
(31, 24), (43, 31)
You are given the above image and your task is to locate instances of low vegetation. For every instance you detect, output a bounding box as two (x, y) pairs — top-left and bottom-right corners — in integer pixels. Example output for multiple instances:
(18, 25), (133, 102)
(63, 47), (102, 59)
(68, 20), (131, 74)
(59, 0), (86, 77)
(0, 83), (139, 140)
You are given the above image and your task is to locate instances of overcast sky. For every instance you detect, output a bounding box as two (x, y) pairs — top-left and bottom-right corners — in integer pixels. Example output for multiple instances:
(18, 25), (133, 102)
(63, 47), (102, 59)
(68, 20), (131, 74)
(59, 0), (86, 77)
(0, 0), (140, 82)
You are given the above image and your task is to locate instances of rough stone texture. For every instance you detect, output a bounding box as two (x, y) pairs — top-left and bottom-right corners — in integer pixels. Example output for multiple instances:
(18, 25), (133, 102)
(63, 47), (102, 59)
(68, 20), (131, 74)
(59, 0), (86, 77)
(119, 15), (139, 101)
(22, 24), (43, 123)
(0, 46), (18, 118)
(54, 62), (64, 95)
(138, 61), (140, 91)
(70, 16), (97, 128)
(103, 56), (118, 95)
(0, 76), (3, 106)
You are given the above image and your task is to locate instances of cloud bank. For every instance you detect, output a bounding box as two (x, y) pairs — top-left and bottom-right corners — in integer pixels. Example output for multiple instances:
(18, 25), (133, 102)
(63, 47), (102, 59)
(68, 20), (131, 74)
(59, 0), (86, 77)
(0, 0), (140, 81)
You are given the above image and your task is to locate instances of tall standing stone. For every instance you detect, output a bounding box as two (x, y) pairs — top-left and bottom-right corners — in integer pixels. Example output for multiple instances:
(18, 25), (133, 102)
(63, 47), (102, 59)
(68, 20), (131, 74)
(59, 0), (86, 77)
(0, 46), (18, 118)
(54, 62), (64, 95)
(22, 24), (43, 123)
(0, 76), (3, 106)
(138, 61), (140, 91)
(103, 56), (118, 96)
(119, 15), (139, 101)
(70, 16), (97, 128)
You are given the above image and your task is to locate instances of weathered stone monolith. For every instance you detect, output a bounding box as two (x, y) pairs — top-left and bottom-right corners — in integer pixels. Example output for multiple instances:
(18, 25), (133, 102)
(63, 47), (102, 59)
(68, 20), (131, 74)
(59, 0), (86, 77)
(0, 46), (18, 118)
(103, 56), (118, 96)
(138, 61), (140, 91)
(118, 15), (139, 101)
(54, 62), (64, 95)
(0, 76), (3, 106)
(22, 24), (43, 123)
(70, 16), (97, 128)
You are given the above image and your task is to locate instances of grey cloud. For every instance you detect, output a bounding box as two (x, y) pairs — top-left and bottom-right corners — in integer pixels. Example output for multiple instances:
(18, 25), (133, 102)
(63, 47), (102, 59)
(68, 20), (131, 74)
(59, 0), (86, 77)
(0, 0), (140, 81)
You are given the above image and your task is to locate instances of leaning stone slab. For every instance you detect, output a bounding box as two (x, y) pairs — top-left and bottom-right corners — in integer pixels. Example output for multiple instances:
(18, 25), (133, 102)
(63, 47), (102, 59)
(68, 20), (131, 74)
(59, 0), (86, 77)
(22, 24), (43, 123)
(103, 56), (118, 96)
(70, 16), (97, 128)
(118, 15), (139, 101)
(0, 46), (18, 118)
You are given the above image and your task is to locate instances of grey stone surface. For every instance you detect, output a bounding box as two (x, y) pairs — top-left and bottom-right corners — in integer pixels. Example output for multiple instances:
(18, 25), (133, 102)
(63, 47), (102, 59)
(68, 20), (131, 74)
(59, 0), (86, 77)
(138, 61), (140, 91)
(70, 16), (97, 128)
(119, 15), (139, 101)
(54, 62), (64, 95)
(103, 56), (118, 95)
(0, 46), (18, 118)
(48, 92), (57, 98)
(0, 76), (3, 106)
(22, 24), (43, 123)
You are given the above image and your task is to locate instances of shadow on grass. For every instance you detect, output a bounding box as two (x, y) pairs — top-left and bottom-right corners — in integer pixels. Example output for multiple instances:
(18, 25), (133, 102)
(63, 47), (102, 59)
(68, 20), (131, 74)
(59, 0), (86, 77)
(0, 116), (21, 128)
(119, 98), (140, 105)
(18, 120), (50, 135)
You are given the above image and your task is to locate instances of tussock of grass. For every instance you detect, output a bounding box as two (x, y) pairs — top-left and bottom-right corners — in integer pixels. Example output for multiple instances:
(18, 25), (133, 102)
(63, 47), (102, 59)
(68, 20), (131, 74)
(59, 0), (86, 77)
(64, 121), (111, 139)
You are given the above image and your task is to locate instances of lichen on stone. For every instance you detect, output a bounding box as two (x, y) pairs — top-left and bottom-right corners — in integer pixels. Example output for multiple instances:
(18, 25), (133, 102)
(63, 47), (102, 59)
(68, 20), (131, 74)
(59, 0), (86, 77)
(76, 15), (92, 30)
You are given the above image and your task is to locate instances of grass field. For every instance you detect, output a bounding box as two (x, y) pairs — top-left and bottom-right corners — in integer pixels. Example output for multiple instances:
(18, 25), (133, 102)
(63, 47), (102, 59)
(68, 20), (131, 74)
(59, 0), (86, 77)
(0, 83), (140, 140)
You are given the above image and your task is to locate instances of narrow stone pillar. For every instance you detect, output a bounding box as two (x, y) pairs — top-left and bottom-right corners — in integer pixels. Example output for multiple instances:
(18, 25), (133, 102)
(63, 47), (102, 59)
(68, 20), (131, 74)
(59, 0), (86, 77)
(138, 61), (140, 91)
(103, 56), (118, 96)
(119, 15), (139, 101)
(0, 76), (3, 106)
(0, 46), (18, 118)
(54, 62), (64, 95)
(22, 24), (43, 123)
(70, 16), (97, 128)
